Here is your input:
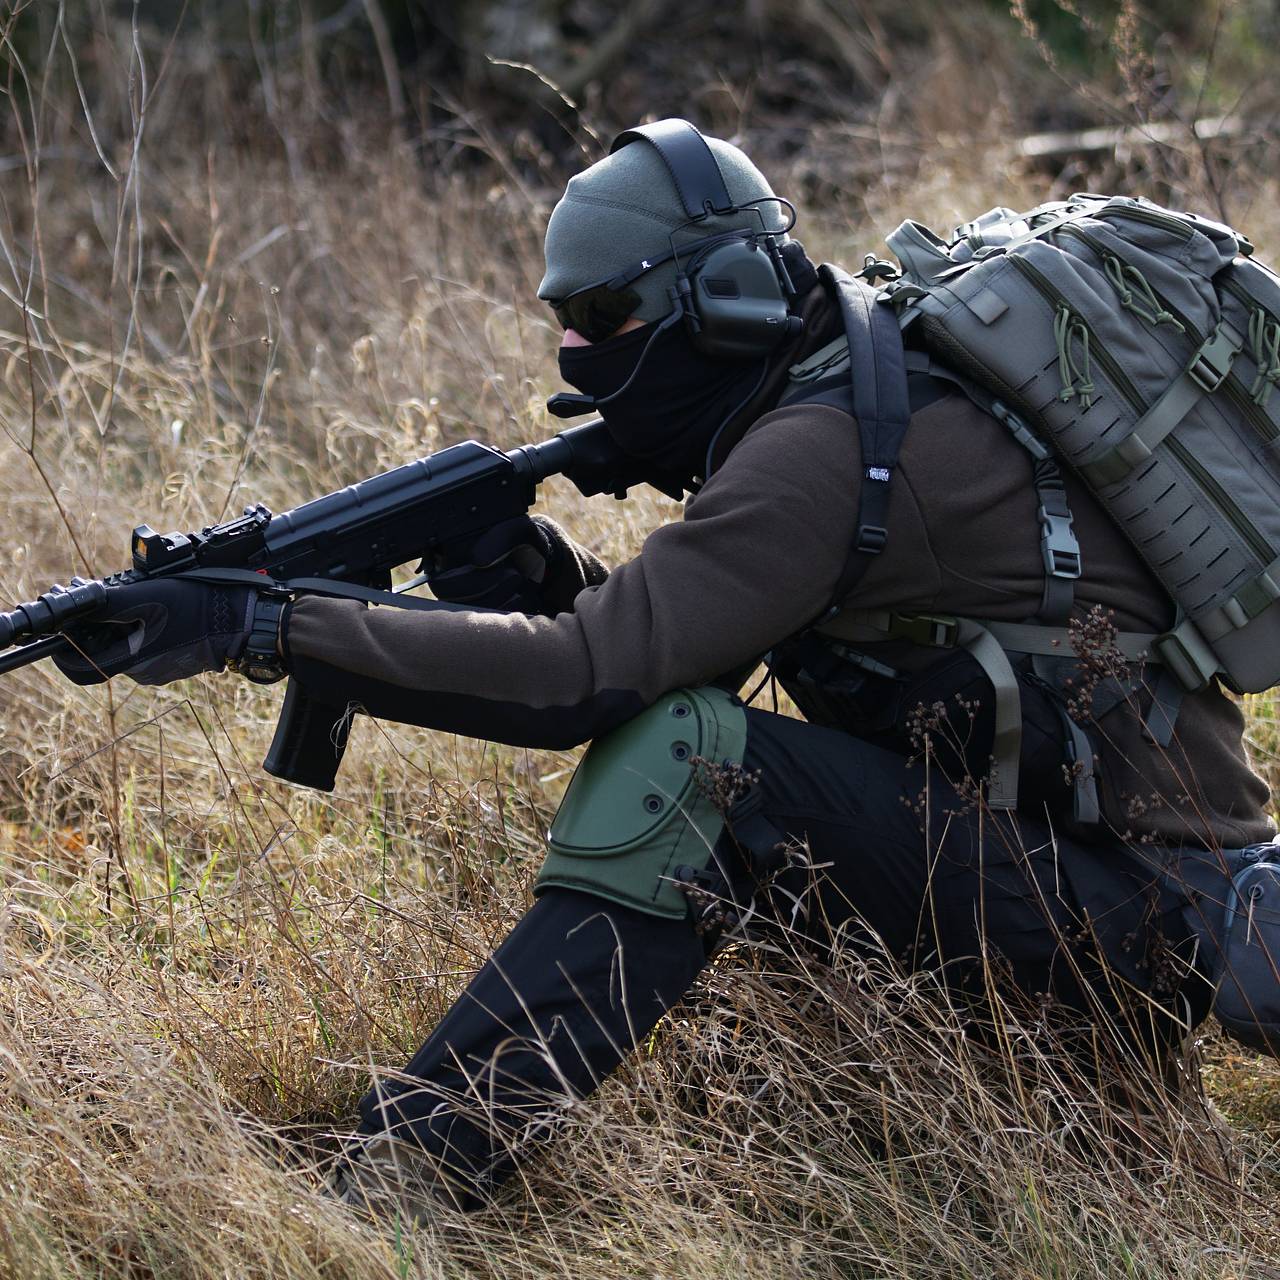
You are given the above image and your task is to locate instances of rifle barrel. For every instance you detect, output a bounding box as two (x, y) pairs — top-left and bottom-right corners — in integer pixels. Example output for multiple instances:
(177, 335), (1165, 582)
(0, 635), (69, 675)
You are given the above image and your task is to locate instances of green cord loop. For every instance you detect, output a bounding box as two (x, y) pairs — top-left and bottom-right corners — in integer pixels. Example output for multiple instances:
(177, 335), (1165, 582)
(1054, 304), (1096, 410)
(1054, 305), (1074, 402)
(1075, 323), (1096, 407)
(1248, 307), (1280, 408)
(1103, 255), (1186, 333)
(1103, 256), (1133, 307)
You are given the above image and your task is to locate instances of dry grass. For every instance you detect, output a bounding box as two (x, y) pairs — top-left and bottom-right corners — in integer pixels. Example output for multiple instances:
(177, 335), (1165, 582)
(0, 9), (1279, 1278)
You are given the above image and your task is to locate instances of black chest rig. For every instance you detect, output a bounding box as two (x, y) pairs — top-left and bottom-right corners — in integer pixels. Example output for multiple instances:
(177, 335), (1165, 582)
(764, 265), (1183, 828)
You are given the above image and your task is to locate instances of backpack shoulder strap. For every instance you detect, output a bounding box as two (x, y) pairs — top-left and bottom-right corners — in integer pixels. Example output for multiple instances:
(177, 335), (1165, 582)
(818, 264), (913, 606)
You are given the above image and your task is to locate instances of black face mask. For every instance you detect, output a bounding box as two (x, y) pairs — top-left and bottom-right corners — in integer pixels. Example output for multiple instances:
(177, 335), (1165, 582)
(557, 319), (768, 480)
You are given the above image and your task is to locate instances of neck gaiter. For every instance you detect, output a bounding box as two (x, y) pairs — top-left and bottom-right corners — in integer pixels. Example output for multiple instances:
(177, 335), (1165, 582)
(557, 319), (768, 479)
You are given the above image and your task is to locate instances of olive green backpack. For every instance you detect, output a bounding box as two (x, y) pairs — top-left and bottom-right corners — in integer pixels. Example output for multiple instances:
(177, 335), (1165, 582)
(778, 194), (1280, 821)
(878, 193), (1280, 699)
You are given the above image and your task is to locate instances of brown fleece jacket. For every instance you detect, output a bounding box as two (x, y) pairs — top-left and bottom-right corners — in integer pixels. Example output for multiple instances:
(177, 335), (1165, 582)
(285, 323), (1272, 850)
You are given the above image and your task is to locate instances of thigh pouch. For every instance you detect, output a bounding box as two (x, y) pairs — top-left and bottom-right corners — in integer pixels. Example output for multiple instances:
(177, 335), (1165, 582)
(536, 687), (748, 920)
(1203, 842), (1280, 1056)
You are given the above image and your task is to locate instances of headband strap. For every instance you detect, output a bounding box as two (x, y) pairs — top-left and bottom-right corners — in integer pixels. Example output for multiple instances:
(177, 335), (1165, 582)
(610, 118), (735, 220)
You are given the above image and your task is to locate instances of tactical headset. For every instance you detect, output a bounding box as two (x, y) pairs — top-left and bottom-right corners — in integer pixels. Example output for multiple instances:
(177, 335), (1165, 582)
(547, 118), (804, 419)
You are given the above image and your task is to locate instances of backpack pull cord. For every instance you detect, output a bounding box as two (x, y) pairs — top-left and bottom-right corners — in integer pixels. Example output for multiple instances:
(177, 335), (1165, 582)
(1248, 307), (1280, 408)
(1054, 306), (1097, 410)
(1102, 256), (1186, 333)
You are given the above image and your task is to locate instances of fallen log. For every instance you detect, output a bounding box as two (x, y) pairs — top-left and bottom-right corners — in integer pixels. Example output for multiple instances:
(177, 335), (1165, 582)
(1016, 115), (1246, 160)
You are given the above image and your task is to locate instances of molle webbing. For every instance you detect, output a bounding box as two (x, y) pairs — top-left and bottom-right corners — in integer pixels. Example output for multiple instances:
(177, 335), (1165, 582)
(1076, 318), (1247, 488)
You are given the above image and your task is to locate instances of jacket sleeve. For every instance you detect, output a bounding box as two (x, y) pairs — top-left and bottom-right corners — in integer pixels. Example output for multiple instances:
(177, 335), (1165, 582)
(281, 404), (867, 748)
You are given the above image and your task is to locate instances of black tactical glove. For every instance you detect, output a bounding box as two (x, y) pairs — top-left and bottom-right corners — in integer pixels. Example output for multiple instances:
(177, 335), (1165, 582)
(51, 576), (257, 687)
(428, 515), (608, 617)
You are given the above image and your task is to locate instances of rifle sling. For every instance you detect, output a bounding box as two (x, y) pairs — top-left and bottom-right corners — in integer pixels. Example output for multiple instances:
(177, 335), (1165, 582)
(173, 567), (463, 613)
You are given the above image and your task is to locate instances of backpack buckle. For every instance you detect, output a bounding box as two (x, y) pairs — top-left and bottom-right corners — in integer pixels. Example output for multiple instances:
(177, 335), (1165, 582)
(991, 399), (1051, 460)
(1038, 508), (1082, 579)
(1188, 321), (1242, 393)
(856, 255), (900, 283)
(855, 524), (888, 554)
(891, 612), (959, 647)
(1153, 620), (1219, 692)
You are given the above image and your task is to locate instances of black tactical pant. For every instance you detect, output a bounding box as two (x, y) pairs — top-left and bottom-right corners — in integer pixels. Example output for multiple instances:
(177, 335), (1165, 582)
(356, 707), (1212, 1206)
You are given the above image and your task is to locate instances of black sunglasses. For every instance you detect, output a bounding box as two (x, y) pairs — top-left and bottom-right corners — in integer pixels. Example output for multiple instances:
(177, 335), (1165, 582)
(550, 279), (648, 344)
(548, 236), (694, 343)
(549, 199), (799, 344)
(550, 199), (798, 345)
(548, 223), (775, 343)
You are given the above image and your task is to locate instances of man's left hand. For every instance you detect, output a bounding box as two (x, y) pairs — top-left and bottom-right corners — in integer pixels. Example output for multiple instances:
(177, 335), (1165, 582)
(52, 576), (257, 687)
(429, 515), (609, 616)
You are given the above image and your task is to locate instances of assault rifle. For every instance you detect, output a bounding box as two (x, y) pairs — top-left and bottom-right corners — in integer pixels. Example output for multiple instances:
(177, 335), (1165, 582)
(0, 420), (682, 790)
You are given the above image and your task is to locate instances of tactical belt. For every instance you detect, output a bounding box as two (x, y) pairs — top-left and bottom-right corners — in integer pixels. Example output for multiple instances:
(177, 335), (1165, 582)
(817, 608), (1178, 819)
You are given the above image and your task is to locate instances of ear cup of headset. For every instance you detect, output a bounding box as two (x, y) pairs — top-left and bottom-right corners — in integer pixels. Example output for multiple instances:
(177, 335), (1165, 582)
(683, 239), (803, 359)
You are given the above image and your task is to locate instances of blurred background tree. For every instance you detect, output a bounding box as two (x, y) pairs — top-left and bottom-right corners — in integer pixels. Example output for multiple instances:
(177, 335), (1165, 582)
(3, 0), (1275, 214)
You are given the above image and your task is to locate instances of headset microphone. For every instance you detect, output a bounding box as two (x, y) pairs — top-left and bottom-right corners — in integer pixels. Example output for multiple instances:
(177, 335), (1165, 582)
(546, 392), (598, 420)
(547, 308), (684, 420)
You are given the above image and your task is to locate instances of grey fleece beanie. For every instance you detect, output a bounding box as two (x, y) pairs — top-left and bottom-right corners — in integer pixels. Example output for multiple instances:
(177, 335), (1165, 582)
(538, 132), (787, 323)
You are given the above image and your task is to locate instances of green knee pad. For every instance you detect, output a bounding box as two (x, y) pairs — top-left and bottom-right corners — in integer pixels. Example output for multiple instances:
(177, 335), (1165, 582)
(536, 687), (749, 919)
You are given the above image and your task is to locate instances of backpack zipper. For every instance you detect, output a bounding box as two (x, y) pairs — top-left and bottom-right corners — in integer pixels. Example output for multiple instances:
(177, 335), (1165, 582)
(1011, 251), (1275, 564)
(1058, 224), (1279, 445)
(1222, 274), (1279, 328)
(1221, 275), (1280, 407)
(1095, 201), (1195, 241)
